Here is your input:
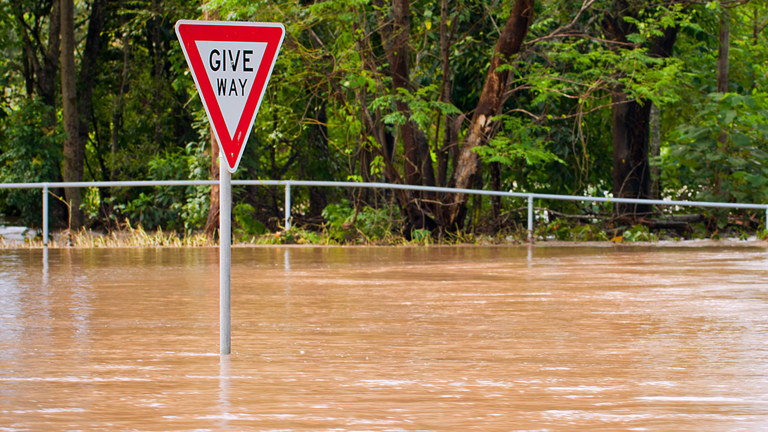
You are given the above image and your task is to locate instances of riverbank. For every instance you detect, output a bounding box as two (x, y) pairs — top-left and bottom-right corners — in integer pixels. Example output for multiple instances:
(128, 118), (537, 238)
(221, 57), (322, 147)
(2, 225), (767, 249)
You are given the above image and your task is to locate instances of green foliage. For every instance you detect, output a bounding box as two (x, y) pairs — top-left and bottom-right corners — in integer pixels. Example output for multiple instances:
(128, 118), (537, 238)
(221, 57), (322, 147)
(233, 203), (266, 239)
(757, 226), (768, 241)
(0, 98), (64, 226)
(691, 223), (709, 240)
(662, 92), (768, 204)
(622, 225), (658, 242)
(535, 218), (608, 242)
(254, 227), (324, 245)
(112, 143), (209, 232)
(474, 116), (563, 167)
(371, 84), (462, 132)
(410, 228), (432, 243)
(321, 200), (402, 244)
(82, 187), (101, 220)
(321, 201), (353, 243)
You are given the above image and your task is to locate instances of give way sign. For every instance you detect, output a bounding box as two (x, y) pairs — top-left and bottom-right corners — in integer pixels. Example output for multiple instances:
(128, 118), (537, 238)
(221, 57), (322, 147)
(176, 20), (285, 172)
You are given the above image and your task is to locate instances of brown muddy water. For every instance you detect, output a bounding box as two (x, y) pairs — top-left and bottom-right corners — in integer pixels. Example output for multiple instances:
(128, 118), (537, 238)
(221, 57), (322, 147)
(1, 245), (768, 431)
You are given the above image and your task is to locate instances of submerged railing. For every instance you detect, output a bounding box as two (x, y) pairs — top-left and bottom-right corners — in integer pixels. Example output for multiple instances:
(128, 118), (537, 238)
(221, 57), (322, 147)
(2, 179), (767, 245)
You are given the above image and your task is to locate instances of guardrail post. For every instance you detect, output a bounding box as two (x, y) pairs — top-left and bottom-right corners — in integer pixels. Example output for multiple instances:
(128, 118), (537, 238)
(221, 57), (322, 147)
(42, 184), (49, 246)
(527, 194), (534, 243)
(284, 182), (291, 231)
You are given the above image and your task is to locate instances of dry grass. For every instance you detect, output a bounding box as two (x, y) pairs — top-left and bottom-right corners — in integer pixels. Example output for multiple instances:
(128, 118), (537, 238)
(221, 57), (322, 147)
(0, 223), (531, 248)
(0, 225), (213, 248)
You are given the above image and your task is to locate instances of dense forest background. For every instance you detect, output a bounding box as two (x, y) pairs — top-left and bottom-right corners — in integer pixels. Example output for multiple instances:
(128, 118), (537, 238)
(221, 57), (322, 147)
(1, 0), (767, 241)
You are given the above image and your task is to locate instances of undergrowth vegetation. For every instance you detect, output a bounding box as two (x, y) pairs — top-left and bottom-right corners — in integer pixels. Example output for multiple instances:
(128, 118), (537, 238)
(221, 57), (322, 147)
(3, 201), (766, 248)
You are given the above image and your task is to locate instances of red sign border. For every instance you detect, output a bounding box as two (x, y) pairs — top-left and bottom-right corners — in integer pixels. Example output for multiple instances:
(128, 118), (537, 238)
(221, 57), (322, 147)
(176, 20), (285, 172)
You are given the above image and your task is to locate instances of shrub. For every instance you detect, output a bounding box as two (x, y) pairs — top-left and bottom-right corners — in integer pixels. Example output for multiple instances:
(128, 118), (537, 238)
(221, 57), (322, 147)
(0, 99), (64, 226)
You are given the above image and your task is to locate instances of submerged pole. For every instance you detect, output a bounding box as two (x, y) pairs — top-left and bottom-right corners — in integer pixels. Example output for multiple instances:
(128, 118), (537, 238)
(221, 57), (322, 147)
(284, 182), (291, 231)
(220, 158), (232, 355)
(42, 184), (49, 246)
(527, 194), (534, 243)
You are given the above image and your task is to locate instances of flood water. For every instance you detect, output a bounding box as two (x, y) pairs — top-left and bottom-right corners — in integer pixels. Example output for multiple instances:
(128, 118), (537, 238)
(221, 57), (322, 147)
(1, 245), (768, 431)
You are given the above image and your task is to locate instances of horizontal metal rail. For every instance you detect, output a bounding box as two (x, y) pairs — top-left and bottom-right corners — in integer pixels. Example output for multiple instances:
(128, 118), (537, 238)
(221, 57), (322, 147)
(1, 180), (766, 245)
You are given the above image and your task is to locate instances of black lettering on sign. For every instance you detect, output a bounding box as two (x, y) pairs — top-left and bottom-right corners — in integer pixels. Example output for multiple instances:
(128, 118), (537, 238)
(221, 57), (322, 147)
(243, 50), (253, 72)
(210, 49), (221, 71)
(215, 78), (250, 96)
(228, 50), (240, 71)
(209, 49), (256, 73)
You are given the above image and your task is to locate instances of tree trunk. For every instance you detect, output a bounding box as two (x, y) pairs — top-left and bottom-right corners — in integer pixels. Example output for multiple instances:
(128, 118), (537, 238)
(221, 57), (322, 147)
(605, 5), (677, 220)
(715, 6), (730, 195)
(361, 0), (439, 231)
(436, 0), (454, 188)
(111, 18), (131, 181)
(443, 0), (535, 228)
(60, 0), (84, 228)
(387, 0), (435, 187)
(358, 83), (438, 231)
(76, 0), (107, 223)
(76, 0), (106, 161)
(611, 91), (653, 216)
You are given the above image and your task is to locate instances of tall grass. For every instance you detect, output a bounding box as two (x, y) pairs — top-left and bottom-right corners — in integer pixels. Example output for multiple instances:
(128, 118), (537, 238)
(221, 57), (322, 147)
(0, 225), (212, 248)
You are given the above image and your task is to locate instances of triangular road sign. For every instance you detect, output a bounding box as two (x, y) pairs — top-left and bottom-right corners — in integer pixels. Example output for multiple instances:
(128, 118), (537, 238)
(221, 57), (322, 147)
(176, 20), (285, 172)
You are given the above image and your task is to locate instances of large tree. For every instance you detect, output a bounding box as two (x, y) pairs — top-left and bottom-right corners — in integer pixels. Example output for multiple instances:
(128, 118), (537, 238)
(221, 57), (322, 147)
(442, 0), (536, 228)
(76, 0), (107, 173)
(604, 1), (678, 219)
(60, 0), (84, 228)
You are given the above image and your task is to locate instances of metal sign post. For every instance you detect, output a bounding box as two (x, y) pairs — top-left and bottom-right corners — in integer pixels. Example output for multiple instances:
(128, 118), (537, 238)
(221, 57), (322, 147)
(220, 158), (232, 355)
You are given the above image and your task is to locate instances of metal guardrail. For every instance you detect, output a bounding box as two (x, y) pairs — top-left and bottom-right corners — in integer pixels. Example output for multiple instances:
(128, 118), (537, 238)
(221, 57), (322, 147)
(2, 180), (767, 245)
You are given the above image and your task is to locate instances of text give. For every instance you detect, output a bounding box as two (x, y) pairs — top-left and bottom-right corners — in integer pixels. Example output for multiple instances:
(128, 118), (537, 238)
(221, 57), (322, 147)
(209, 49), (255, 72)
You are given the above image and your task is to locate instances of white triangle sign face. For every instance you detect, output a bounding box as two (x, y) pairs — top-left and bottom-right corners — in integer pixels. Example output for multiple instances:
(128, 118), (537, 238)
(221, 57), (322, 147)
(176, 20), (285, 172)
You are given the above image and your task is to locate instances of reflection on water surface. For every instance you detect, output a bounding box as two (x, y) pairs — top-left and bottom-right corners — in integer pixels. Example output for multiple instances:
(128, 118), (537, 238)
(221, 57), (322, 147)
(1, 246), (768, 431)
